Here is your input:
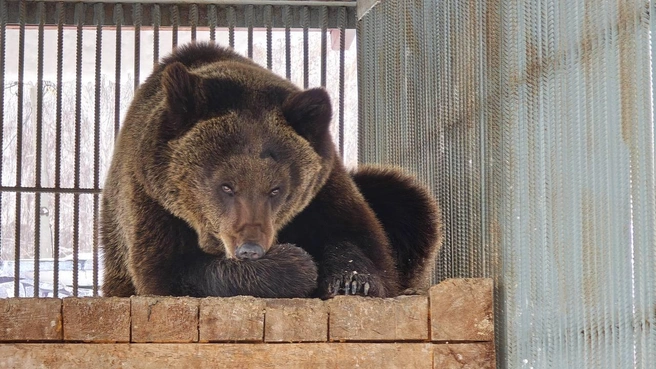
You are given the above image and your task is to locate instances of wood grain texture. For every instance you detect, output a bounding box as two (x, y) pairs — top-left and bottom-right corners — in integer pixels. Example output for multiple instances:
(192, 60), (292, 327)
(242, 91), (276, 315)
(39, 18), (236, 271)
(0, 343), (435, 369)
(0, 278), (495, 348)
(430, 279), (494, 342)
(0, 298), (62, 341)
(328, 295), (428, 341)
(131, 296), (199, 343)
(199, 296), (265, 342)
(433, 343), (496, 369)
(264, 298), (328, 342)
(63, 297), (130, 342)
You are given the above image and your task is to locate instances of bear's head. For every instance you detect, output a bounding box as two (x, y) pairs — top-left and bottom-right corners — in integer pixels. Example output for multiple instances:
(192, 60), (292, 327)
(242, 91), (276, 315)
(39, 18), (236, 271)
(147, 61), (335, 260)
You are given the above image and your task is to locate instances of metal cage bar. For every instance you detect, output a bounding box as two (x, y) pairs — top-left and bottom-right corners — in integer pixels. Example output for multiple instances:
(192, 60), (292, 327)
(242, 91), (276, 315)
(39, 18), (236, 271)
(0, 0), (5, 296)
(32, 2), (45, 297)
(72, 2), (84, 297)
(92, 3), (103, 297)
(52, 0), (64, 298)
(152, 4), (160, 67)
(2, 1), (358, 28)
(13, 0), (26, 298)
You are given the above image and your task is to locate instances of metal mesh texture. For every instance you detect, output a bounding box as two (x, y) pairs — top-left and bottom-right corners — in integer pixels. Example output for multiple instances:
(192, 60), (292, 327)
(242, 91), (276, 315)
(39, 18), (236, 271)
(358, 0), (655, 368)
(0, 0), (357, 298)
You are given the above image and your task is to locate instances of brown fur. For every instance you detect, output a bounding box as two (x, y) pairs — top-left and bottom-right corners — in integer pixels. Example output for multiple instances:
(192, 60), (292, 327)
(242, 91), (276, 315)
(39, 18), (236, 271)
(350, 166), (442, 291)
(101, 42), (441, 299)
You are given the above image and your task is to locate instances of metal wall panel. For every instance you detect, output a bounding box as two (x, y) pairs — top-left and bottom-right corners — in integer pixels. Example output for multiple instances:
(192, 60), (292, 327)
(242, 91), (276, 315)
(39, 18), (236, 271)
(358, 0), (655, 368)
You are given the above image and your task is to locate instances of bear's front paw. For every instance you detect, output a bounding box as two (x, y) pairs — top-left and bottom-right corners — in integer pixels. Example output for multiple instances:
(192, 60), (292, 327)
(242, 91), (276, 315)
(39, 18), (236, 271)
(213, 243), (318, 298)
(322, 270), (387, 298)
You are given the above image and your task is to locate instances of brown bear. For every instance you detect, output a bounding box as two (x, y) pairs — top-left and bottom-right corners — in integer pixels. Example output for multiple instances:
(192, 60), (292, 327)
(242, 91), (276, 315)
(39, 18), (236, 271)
(101, 42), (441, 299)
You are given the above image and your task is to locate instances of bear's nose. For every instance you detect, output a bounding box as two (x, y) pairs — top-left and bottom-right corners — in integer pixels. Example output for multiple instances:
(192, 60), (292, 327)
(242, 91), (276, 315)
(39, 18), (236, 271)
(236, 243), (265, 260)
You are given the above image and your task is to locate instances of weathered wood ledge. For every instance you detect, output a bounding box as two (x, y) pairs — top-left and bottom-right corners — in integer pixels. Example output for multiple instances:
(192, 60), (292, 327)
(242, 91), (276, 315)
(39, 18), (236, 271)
(0, 278), (495, 368)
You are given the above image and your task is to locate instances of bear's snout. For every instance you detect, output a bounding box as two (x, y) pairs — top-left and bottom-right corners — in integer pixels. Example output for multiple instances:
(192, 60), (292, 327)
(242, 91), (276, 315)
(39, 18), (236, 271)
(236, 242), (265, 260)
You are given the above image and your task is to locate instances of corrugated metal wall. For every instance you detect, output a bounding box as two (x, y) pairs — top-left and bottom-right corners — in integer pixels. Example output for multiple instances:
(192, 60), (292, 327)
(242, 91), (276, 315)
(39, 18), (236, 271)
(358, 0), (655, 368)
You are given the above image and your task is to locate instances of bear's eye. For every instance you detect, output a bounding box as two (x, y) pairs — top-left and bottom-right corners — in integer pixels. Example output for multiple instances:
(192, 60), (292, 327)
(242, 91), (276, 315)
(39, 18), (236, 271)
(269, 188), (280, 197)
(221, 185), (234, 195)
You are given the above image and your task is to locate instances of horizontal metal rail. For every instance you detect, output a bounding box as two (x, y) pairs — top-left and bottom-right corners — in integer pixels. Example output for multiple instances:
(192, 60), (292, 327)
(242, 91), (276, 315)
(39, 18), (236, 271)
(19, 0), (356, 5)
(3, 1), (357, 28)
(0, 187), (102, 195)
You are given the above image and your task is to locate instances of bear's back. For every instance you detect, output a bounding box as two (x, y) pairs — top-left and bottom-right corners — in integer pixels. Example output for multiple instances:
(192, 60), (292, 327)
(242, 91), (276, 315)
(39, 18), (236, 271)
(132, 43), (255, 109)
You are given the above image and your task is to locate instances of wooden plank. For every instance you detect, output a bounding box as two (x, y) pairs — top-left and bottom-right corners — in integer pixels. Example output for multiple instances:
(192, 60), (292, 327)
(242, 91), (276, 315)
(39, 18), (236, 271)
(63, 297), (130, 342)
(199, 296), (265, 342)
(429, 279), (494, 342)
(328, 295), (428, 341)
(131, 296), (199, 343)
(264, 299), (327, 342)
(0, 298), (62, 341)
(0, 343), (437, 369)
(433, 343), (496, 369)
(0, 278), (495, 347)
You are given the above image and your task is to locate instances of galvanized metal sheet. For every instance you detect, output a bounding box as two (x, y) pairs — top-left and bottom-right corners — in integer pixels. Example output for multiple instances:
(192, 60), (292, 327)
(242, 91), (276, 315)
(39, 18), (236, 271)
(358, 0), (656, 368)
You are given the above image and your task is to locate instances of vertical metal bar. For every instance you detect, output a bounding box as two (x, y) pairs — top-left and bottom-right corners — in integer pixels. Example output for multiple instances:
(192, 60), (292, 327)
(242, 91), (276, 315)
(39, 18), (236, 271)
(523, 1), (542, 364)
(0, 0), (5, 265)
(475, 0), (487, 279)
(92, 3), (104, 297)
(356, 10), (365, 163)
(603, 4), (623, 365)
(153, 5), (160, 66)
(265, 5), (272, 70)
(246, 5), (253, 59)
(228, 6), (235, 49)
(190, 4), (198, 42)
(385, 0), (399, 167)
(14, 0), (26, 297)
(114, 4), (123, 137)
(549, 2), (568, 362)
(583, 2), (605, 364)
(133, 3), (142, 90)
(647, 3), (656, 365)
(454, 0), (466, 278)
(320, 6), (327, 87)
(371, 5), (382, 165)
(53, 1), (64, 298)
(338, 7), (346, 158)
(226, 6), (237, 48)
(625, 4), (654, 368)
(208, 4), (217, 42)
(171, 5), (179, 49)
(301, 6), (309, 89)
(33, 1), (46, 297)
(442, 0), (453, 280)
(283, 6), (291, 80)
(73, 2), (85, 297)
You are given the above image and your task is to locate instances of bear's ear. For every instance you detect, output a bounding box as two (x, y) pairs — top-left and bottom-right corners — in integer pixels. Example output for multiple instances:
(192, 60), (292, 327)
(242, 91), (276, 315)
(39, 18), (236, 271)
(161, 62), (202, 117)
(282, 88), (332, 144)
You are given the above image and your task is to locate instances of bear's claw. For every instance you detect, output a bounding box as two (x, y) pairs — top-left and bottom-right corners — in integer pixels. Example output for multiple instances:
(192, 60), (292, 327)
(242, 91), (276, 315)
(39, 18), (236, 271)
(328, 271), (374, 296)
(329, 279), (341, 295)
(350, 280), (359, 295)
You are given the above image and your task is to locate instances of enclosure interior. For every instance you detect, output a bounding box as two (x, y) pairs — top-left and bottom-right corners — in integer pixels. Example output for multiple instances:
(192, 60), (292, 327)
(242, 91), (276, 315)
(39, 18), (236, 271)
(1, 1), (655, 369)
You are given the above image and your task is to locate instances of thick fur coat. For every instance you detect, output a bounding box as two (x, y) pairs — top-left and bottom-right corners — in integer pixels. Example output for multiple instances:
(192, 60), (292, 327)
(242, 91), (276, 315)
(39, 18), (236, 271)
(101, 42), (442, 299)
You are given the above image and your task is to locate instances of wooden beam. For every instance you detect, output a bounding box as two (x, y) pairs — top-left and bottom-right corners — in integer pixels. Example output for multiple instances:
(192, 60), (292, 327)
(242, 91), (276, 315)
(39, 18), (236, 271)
(0, 343), (492, 369)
